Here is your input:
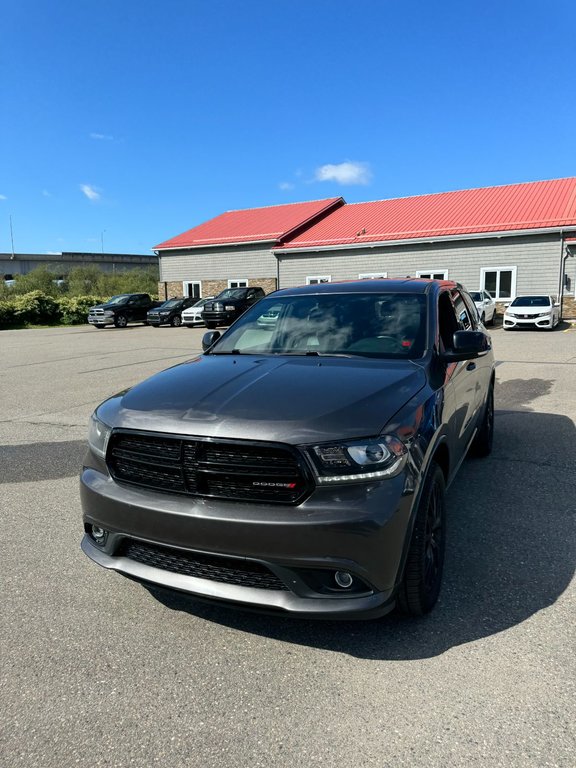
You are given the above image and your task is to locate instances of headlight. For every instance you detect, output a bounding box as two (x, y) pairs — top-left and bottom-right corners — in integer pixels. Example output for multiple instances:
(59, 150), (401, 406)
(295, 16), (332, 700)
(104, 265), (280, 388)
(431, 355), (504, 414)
(307, 435), (407, 484)
(506, 312), (515, 317)
(225, 305), (236, 311)
(87, 412), (112, 459)
(103, 310), (114, 317)
(535, 312), (551, 318)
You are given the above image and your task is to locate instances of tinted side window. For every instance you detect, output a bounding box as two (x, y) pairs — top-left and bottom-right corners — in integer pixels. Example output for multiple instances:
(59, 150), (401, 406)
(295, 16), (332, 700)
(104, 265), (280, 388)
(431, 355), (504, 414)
(461, 291), (479, 326)
(438, 292), (459, 350)
(452, 290), (472, 330)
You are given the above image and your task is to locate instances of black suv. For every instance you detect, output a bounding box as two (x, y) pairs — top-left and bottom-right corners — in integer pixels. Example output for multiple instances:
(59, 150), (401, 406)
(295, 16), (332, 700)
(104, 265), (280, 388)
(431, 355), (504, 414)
(81, 280), (494, 619)
(201, 286), (265, 328)
(147, 296), (198, 327)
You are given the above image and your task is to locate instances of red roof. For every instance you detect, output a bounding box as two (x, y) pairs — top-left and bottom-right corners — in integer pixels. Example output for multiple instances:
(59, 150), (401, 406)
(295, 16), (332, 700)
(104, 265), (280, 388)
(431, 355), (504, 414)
(279, 178), (576, 250)
(155, 198), (343, 250)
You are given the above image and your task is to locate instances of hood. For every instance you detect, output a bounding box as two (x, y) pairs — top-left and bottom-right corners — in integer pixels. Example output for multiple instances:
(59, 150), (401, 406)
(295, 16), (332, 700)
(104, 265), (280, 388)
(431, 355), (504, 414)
(97, 354), (426, 445)
(91, 301), (127, 311)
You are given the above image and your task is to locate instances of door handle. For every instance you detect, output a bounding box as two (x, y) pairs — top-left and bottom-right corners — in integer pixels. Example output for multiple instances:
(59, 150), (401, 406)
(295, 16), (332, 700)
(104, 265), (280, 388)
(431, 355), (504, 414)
(466, 362), (476, 371)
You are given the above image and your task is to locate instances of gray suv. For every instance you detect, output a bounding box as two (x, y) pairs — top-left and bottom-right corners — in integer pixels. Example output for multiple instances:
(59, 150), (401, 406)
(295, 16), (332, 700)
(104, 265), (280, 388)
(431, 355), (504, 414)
(81, 279), (494, 618)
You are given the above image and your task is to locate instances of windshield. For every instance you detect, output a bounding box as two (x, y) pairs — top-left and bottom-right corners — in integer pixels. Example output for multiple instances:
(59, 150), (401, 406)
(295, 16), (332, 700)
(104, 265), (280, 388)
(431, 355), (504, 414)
(470, 292), (482, 302)
(216, 288), (247, 300)
(208, 293), (427, 359)
(105, 295), (131, 305)
(192, 297), (211, 307)
(161, 299), (181, 308)
(510, 296), (550, 307)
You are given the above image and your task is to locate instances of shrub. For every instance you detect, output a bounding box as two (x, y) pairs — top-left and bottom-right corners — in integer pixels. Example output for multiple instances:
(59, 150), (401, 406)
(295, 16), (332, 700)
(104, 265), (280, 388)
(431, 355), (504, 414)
(11, 291), (61, 324)
(59, 295), (105, 324)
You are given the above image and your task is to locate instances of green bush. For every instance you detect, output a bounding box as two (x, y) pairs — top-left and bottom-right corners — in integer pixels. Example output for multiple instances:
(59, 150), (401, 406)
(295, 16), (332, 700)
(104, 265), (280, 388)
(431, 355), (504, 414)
(12, 291), (61, 324)
(59, 295), (105, 324)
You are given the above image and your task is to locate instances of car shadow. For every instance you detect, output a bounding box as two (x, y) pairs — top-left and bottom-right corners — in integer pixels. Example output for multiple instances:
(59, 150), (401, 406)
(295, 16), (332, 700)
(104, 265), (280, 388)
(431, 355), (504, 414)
(146, 378), (575, 660)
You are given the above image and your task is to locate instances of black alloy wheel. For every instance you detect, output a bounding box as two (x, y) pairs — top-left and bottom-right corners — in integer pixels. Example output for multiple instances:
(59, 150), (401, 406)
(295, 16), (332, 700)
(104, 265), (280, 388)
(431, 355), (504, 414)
(397, 462), (446, 616)
(171, 315), (182, 327)
(114, 314), (128, 328)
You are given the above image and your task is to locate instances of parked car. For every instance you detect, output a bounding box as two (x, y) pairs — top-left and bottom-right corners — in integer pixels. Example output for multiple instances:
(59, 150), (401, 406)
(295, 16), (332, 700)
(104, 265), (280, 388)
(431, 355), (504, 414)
(81, 279), (494, 619)
(201, 286), (266, 328)
(181, 297), (215, 328)
(503, 295), (560, 330)
(88, 294), (163, 328)
(147, 297), (198, 327)
(469, 290), (496, 325)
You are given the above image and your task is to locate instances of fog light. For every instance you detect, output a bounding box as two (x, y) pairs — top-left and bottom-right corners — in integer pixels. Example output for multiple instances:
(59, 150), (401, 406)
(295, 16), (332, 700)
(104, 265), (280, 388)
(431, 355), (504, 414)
(334, 571), (354, 589)
(91, 525), (107, 545)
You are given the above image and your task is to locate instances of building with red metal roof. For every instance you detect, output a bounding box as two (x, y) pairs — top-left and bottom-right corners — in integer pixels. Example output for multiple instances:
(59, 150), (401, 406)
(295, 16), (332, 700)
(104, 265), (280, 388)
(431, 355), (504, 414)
(154, 178), (576, 316)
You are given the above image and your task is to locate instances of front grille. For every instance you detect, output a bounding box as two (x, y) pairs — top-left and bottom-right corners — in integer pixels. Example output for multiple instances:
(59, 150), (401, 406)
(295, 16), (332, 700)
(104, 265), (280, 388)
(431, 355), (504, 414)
(107, 431), (311, 504)
(122, 539), (288, 590)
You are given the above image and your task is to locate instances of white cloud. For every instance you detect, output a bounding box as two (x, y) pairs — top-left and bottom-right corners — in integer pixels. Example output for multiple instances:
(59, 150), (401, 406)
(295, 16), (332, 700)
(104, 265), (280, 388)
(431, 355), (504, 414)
(90, 132), (113, 141)
(80, 184), (101, 201)
(0, 194), (7, 200)
(279, 182), (295, 191)
(42, 189), (52, 197)
(314, 161), (372, 185)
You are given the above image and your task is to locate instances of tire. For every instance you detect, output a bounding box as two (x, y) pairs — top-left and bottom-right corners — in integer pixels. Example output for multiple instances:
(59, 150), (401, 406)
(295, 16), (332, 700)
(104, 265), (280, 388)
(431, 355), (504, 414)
(480, 312), (485, 325)
(487, 312), (495, 326)
(397, 462), (446, 616)
(206, 322), (217, 330)
(471, 383), (494, 458)
(171, 315), (182, 327)
(114, 314), (128, 328)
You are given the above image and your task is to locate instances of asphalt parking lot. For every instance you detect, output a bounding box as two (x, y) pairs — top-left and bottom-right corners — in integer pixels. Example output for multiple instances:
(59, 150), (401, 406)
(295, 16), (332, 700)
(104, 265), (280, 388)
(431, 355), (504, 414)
(1, 320), (575, 767)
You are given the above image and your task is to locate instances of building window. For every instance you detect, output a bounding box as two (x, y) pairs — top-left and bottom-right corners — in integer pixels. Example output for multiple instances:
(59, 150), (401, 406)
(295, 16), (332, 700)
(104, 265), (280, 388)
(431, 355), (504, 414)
(480, 267), (517, 299)
(358, 272), (387, 279)
(183, 281), (201, 299)
(228, 279), (248, 288)
(306, 276), (331, 284)
(416, 270), (448, 280)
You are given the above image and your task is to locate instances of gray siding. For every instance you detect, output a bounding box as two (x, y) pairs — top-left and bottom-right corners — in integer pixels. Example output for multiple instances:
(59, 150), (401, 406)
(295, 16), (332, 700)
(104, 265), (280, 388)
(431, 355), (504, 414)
(277, 234), (563, 297)
(159, 244), (277, 282)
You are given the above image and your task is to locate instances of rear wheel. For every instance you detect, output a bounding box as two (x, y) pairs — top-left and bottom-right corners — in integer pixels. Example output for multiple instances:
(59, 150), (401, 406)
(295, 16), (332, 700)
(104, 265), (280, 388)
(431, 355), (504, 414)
(397, 462), (446, 616)
(171, 315), (182, 327)
(114, 314), (128, 328)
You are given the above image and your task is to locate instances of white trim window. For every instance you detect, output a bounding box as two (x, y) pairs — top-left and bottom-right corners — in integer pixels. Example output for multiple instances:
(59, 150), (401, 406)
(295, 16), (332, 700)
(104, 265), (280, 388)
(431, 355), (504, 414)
(306, 275), (331, 284)
(416, 269), (449, 280)
(183, 281), (201, 298)
(480, 266), (517, 299)
(358, 272), (388, 279)
(228, 279), (248, 288)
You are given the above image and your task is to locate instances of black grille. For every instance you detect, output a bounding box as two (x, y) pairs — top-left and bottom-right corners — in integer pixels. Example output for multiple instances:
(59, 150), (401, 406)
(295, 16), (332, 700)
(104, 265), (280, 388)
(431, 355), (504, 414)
(107, 431), (311, 504)
(122, 539), (288, 590)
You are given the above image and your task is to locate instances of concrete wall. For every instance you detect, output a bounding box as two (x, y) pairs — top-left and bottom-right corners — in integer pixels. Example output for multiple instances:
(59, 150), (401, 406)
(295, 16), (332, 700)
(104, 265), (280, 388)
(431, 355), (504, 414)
(1, 252), (157, 278)
(277, 234), (563, 297)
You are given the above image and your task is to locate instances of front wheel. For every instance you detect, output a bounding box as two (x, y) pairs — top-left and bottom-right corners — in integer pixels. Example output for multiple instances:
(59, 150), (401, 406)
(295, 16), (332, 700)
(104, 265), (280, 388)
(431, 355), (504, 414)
(171, 315), (182, 327)
(114, 314), (128, 328)
(397, 462), (446, 616)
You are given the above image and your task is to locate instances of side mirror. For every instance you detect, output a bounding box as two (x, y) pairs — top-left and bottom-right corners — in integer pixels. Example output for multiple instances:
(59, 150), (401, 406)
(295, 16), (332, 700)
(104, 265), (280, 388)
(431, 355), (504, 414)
(441, 330), (489, 363)
(202, 331), (221, 351)
(503, 302), (511, 308)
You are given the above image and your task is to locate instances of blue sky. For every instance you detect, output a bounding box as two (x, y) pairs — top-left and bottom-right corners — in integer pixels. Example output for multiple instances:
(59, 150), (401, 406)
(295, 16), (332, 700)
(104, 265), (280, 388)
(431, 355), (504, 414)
(1, 0), (575, 255)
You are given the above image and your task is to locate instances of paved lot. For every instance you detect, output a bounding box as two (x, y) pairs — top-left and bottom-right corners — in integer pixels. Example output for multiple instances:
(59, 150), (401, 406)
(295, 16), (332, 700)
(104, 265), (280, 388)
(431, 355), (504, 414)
(1, 321), (575, 767)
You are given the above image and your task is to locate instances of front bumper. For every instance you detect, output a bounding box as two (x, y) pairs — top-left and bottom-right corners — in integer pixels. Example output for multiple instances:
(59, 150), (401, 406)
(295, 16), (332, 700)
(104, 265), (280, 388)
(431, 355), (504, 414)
(503, 313), (554, 329)
(88, 315), (114, 326)
(80, 465), (414, 618)
(201, 312), (237, 326)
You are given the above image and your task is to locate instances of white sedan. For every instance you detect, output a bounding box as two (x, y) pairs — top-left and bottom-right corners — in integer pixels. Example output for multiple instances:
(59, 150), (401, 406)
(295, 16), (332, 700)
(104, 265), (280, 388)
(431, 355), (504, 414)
(469, 290), (496, 325)
(181, 297), (214, 327)
(503, 295), (560, 331)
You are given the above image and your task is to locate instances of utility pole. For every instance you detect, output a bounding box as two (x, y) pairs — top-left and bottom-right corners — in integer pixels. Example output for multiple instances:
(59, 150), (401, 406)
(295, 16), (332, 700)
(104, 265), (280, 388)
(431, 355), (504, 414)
(9, 215), (15, 259)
